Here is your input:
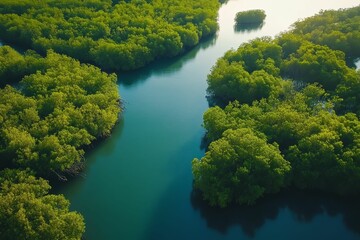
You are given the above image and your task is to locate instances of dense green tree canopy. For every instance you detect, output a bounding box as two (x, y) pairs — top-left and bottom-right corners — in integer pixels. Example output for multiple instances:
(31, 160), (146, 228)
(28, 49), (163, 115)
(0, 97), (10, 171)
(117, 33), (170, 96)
(208, 34), (360, 113)
(290, 6), (360, 60)
(0, 46), (120, 176)
(0, 0), (220, 71)
(0, 169), (85, 240)
(193, 127), (290, 207)
(281, 42), (352, 91)
(234, 9), (266, 25)
(207, 38), (284, 103)
(194, 5), (360, 207)
(198, 84), (360, 206)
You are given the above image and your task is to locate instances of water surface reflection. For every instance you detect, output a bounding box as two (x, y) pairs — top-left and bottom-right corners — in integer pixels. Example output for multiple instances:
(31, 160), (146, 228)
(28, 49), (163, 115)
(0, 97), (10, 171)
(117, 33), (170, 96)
(118, 36), (217, 88)
(234, 22), (265, 33)
(191, 188), (360, 238)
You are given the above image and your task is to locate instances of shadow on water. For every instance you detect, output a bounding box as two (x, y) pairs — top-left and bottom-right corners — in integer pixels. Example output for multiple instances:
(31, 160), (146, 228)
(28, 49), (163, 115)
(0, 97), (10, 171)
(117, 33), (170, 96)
(117, 35), (218, 88)
(84, 117), (125, 158)
(191, 188), (360, 238)
(193, 94), (360, 237)
(51, 118), (125, 193)
(143, 133), (206, 240)
(234, 22), (265, 33)
(199, 133), (210, 152)
(143, 128), (360, 239)
(0, 38), (28, 54)
(114, 125), (360, 240)
(144, 139), (359, 240)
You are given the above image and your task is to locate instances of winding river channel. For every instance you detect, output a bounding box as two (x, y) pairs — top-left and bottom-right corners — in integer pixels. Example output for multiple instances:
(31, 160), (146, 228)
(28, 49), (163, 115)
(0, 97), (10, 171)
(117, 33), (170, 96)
(53, 0), (360, 239)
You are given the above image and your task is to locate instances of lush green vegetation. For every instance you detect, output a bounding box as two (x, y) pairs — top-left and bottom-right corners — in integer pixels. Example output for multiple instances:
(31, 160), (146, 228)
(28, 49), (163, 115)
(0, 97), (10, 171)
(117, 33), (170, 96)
(0, 0), (222, 238)
(193, 127), (291, 206)
(0, 0), (220, 71)
(290, 6), (360, 60)
(207, 37), (283, 104)
(0, 46), (120, 176)
(235, 9), (266, 25)
(0, 45), (121, 239)
(0, 169), (85, 240)
(193, 5), (360, 207)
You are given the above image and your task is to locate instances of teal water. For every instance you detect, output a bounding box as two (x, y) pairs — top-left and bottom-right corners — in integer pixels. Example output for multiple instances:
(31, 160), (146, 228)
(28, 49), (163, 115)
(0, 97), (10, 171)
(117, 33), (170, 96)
(54, 1), (360, 239)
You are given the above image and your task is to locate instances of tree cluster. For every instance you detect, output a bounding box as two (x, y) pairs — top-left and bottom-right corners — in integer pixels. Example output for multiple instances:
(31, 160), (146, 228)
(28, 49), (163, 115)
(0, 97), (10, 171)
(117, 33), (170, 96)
(0, 169), (85, 240)
(208, 33), (360, 114)
(0, 45), (122, 239)
(193, 5), (360, 207)
(234, 9), (266, 25)
(290, 6), (360, 60)
(207, 37), (283, 104)
(0, 0), (220, 71)
(193, 127), (290, 206)
(0, 46), (121, 176)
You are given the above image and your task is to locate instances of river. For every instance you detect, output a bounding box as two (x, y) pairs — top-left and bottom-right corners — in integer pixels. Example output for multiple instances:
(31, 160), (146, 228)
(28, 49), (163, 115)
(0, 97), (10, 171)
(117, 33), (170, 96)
(52, 0), (360, 239)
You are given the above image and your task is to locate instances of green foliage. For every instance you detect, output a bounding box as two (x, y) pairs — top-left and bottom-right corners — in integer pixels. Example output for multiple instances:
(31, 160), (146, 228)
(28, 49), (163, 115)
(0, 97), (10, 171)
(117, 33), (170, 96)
(0, 169), (85, 240)
(194, 6), (360, 207)
(277, 36), (360, 115)
(207, 38), (284, 103)
(335, 68), (360, 115)
(0, 46), (50, 86)
(203, 84), (327, 147)
(208, 35), (359, 113)
(290, 6), (360, 59)
(196, 84), (360, 206)
(193, 127), (290, 207)
(287, 112), (360, 194)
(0, 0), (220, 71)
(235, 9), (266, 25)
(281, 42), (353, 91)
(0, 46), (120, 176)
(0, 46), (25, 85)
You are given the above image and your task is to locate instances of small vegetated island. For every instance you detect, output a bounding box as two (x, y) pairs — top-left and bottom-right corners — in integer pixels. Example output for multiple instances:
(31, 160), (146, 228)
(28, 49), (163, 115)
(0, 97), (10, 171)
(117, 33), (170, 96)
(235, 9), (266, 25)
(0, 0), (222, 239)
(193, 5), (360, 207)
